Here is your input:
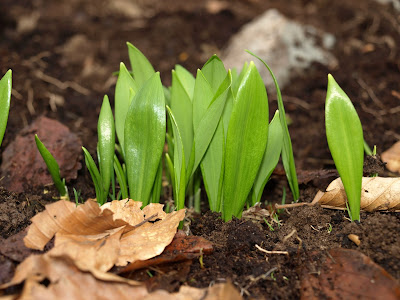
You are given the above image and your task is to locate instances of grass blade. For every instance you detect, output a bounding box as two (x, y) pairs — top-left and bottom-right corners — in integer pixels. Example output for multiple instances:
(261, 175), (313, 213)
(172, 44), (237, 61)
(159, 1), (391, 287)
(246, 50), (299, 201)
(222, 62), (269, 221)
(251, 110), (283, 205)
(98, 95), (115, 197)
(0, 70), (11, 147)
(325, 74), (364, 221)
(127, 42), (155, 87)
(35, 134), (67, 197)
(124, 72), (166, 205)
(115, 62), (138, 151)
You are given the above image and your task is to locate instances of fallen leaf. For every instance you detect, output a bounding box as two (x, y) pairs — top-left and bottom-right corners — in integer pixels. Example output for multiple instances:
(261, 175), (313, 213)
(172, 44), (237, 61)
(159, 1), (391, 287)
(118, 231), (213, 274)
(312, 177), (400, 212)
(382, 141), (400, 173)
(0, 116), (82, 193)
(301, 248), (400, 300)
(0, 253), (241, 300)
(23, 199), (185, 272)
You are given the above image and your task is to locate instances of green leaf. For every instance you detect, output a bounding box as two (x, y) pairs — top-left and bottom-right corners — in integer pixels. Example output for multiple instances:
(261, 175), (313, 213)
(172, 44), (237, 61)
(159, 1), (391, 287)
(201, 122), (224, 212)
(124, 72), (166, 206)
(175, 65), (195, 99)
(35, 134), (67, 197)
(150, 159), (163, 203)
(82, 147), (105, 204)
(201, 55), (227, 93)
(166, 106), (186, 210)
(115, 62), (138, 151)
(325, 74), (364, 221)
(222, 62), (269, 221)
(170, 70), (193, 167)
(190, 70), (232, 178)
(0, 70), (11, 147)
(114, 155), (128, 199)
(127, 42), (155, 87)
(251, 110), (283, 205)
(190, 71), (232, 211)
(246, 50), (299, 201)
(98, 95), (115, 197)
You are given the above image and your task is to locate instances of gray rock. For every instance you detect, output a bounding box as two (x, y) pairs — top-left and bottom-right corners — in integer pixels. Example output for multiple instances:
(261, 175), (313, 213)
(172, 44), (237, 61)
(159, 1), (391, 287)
(222, 9), (337, 90)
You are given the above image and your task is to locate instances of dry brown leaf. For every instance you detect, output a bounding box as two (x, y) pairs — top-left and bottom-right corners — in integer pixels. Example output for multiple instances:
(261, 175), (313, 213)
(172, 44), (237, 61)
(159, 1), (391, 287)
(117, 208), (185, 266)
(23, 199), (185, 272)
(0, 253), (241, 300)
(312, 177), (400, 212)
(301, 248), (400, 299)
(382, 141), (400, 173)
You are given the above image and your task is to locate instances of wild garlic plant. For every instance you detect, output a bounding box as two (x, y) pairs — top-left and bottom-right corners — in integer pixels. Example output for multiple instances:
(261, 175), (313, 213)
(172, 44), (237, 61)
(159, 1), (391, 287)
(325, 74), (364, 221)
(36, 43), (299, 221)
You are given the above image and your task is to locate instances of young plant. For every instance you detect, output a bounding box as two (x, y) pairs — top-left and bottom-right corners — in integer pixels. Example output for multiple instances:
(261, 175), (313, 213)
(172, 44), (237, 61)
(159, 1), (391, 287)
(247, 50), (299, 202)
(222, 62), (269, 221)
(325, 74), (364, 221)
(0, 70), (12, 148)
(84, 44), (165, 206)
(35, 134), (68, 198)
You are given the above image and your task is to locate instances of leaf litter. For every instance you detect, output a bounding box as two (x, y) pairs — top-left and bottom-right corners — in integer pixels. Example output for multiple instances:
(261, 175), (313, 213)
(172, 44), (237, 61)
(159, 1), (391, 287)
(0, 199), (239, 299)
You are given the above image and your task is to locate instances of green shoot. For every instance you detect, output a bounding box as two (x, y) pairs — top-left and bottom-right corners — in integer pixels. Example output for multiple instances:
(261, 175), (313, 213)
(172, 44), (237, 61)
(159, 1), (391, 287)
(0, 70), (12, 148)
(82, 146), (106, 204)
(246, 50), (299, 202)
(166, 106), (186, 210)
(98, 95), (115, 200)
(124, 72), (166, 205)
(325, 74), (364, 222)
(35, 134), (68, 198)
(251, 110), (283, 205)
(222, 62), (269, 221)
(363, 140), (372, 155)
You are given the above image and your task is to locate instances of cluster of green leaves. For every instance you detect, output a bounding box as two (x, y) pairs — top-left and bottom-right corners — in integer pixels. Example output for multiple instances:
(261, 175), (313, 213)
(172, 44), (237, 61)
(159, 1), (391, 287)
(166, 51), (299, 221)
(83, 43), (165, 206)
(325, 74), (364, 221)
(34, 43), (299, 221)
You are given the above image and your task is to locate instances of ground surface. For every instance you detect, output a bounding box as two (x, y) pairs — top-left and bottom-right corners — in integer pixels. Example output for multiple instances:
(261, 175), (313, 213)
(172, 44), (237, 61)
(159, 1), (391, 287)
(0, 0), (399, 299)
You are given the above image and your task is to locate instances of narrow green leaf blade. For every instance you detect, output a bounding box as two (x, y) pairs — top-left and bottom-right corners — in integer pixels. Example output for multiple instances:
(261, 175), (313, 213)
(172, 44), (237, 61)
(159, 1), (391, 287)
(252, 110), (283, 205)
(115, 62), (138, 150)
(150, 159), (163, 203)
(222, 62), (269, 221)
(170, 70), (193, 167)
(35, 134), (66, 196)
(127, 42), (155, 87)
(166, 106), (186, 210)
(114, 155), (128, 199)
(246, 50), (299, 201)
(124, 72), (166, 205)
(98, 95), (115, 196)
(325, 74), (364, 221)
(83, 147), (104, 204)
(0, 70), (12, 147)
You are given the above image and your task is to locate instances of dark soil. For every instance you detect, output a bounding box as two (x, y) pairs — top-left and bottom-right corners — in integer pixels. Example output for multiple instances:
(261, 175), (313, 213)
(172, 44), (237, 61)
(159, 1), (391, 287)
(0, 0), (399, 298)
